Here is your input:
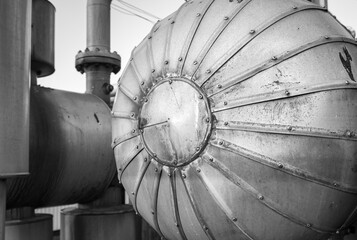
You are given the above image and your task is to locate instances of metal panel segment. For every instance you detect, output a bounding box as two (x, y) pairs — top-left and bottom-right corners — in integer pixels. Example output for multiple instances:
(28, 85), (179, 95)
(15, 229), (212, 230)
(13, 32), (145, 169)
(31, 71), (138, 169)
(201, 154), (335, 234)
(196, 5), (327, 87)
(209, 139), (357, 194)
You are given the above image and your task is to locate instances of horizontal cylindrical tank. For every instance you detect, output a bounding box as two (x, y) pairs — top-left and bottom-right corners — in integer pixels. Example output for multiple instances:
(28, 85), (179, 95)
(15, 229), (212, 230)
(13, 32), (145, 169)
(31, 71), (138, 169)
(31, 0), (55, 77)
(0, 0), (31, 177)
(7, 87), (116, 208)
(112, 0), (357, 239)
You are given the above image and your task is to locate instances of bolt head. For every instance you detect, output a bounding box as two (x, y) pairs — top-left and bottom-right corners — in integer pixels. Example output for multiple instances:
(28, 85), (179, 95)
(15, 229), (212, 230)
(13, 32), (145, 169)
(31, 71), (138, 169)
(224, 16), (229, 20)
(196, 13), (201, 17)
(249, 29), (256, 34)
(217, 84), (222, 89)
(224, 122), (229, 126)
(232, 217), (237, 222)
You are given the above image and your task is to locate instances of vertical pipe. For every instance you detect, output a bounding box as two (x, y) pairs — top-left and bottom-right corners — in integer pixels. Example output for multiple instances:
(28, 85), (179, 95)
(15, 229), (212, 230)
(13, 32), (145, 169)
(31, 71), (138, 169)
(75, 0), (121, 105)
(87, 0), (111, 51)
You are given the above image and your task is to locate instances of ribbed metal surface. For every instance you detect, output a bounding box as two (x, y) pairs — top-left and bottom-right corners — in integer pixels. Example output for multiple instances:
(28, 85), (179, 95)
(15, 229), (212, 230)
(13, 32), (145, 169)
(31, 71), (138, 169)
(112, 0), (357, 239)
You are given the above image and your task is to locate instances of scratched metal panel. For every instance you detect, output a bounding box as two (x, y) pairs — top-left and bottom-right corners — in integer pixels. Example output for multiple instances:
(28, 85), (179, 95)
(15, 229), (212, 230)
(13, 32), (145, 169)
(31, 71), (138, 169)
(204, 143), (357, 232)
(150, 13), (175, 77)
(201, 11), (352, 92)
(183, 0), (236, 77)
(136, 161), (162, 235)
(214, 129), (357, 192)
(183, 162), (248, 240)
(167, 0), (209, 74)
(176, 172), (208, 240)
(131, 39), (154, 91)
(210, 43), (357, 122)
(194, 0), (316, 85)
(196, 159), (325, 240)
(157, 168), (182, 240)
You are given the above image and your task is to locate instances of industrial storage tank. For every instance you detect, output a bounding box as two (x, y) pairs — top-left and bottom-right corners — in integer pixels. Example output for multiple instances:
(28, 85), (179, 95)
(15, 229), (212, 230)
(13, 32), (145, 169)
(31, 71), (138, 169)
(112, 0), (357, 239)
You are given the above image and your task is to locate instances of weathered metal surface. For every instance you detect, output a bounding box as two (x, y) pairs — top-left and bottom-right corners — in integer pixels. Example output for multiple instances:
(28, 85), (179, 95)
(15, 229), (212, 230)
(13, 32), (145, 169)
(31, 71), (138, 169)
(112, 0), (357, 239)
(75, 0), (121, 105)
(7, 87), (116, 208)
(32, 0), (55, 77)
(0, 0), (31, 177)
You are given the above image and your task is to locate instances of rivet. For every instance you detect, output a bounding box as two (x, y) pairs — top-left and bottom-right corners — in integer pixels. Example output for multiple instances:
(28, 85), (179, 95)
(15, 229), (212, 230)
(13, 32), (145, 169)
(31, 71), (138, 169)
(130, 113), (135, 118)
(287, 126), (293, 131)
(78, 50), (82, 54)
(232, 217), (237, 222)
(346, 131), (352, 137)
(169, 79), (173, 84)
(197, 168), (201, 173)
(206, 69), (211, 74)
(171, 20), (175, 24)
(209, 157), (214, 162)
(196, 147), (200, 151)
(130, 58), (133, 61)
(144, 158), (147, 162)
(346, 81), (350, 85)
(173, 160), (178, 165)
(119, 168), (122, 171)
(249, 29), (256, 34)
(278, 163), (284, 168)
(182, 173), (186, 179)
(155, 168), (158, 172)
(175, 223), (179, 227)
(206, 118), (210, 123)
(168, 173), (171, 177)
(258, 195), (264, 200)
(152, 69), (155, 73)
(140, 129), (144, 133)
(165, 60), (169, 65)
(285, 90), (290, 96)
(324, 36), (329, 39)
(333, 182), (339, 187)
(306, 223), (312, 228)
(133, 96), (138, 101)
(151, 211), (155, 215)
(131, 192), (135, 195)
(203, 225), (208, 230)
(272, 56), (277, 60)
(224, 101), (228, 105)
(219, 140), (224, 145)
(136, 145), (139, 149)
(196, 13), (201, 17)
(141, 81), (145, 85)
(217, 84), (222, 89)
(224, 122), (229, 126)
(153, 153), (157, 157)
(193, 61), (198, 65)
(132, 129), (136, 133)
(144, 98), (148, 102)
(293, 6), (297, 10)
(148, 36), (152, 39)
(224, 16), (229, 20)
(178, 57), (183, 61)
(199, 95), (203, 99)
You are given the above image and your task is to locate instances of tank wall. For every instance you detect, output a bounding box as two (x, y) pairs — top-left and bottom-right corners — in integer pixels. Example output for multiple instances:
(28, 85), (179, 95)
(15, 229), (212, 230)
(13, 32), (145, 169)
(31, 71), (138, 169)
(7, 87), (116, 208)
(0, 0), (31, 177)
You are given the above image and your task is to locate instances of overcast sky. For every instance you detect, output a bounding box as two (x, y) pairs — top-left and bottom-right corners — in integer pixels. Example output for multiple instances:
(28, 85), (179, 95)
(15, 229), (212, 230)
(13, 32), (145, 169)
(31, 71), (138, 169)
(38, 0), (357, 93)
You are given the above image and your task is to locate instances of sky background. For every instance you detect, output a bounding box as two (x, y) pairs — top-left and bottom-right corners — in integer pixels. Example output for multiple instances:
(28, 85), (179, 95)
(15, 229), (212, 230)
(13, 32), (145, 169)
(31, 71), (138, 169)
(38, 0), (357, 93)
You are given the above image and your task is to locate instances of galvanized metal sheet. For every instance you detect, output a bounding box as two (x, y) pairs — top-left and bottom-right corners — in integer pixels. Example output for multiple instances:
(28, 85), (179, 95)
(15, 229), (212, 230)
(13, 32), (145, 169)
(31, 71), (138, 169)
(112, 0), (357, 239)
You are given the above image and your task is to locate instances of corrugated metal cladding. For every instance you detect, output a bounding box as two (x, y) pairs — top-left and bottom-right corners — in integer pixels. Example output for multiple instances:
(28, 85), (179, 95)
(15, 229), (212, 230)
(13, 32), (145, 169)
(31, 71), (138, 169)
(35, 204), (78, 230)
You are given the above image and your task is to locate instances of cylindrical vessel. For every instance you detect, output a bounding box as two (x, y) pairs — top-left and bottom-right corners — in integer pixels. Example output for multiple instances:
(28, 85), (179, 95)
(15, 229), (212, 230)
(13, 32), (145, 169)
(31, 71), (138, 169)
(7, 87), (116, 208)
(31, 0), (55, 77)
(112, 0), (357, 239)
(0, 0), (31, 177)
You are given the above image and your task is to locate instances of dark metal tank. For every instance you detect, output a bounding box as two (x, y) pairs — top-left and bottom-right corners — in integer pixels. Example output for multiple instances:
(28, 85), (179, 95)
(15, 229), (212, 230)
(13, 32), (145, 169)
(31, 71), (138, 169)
(112, 0), (357, 239)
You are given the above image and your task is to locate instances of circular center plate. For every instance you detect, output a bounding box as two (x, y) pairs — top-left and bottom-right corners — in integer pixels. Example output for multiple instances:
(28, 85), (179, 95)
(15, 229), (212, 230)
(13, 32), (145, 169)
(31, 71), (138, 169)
(139, 78), (211, 167)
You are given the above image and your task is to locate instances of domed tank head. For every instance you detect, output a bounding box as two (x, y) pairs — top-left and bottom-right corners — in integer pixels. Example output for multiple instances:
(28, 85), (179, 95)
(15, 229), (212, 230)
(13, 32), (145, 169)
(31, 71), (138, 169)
(112, 0), (357, 239)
